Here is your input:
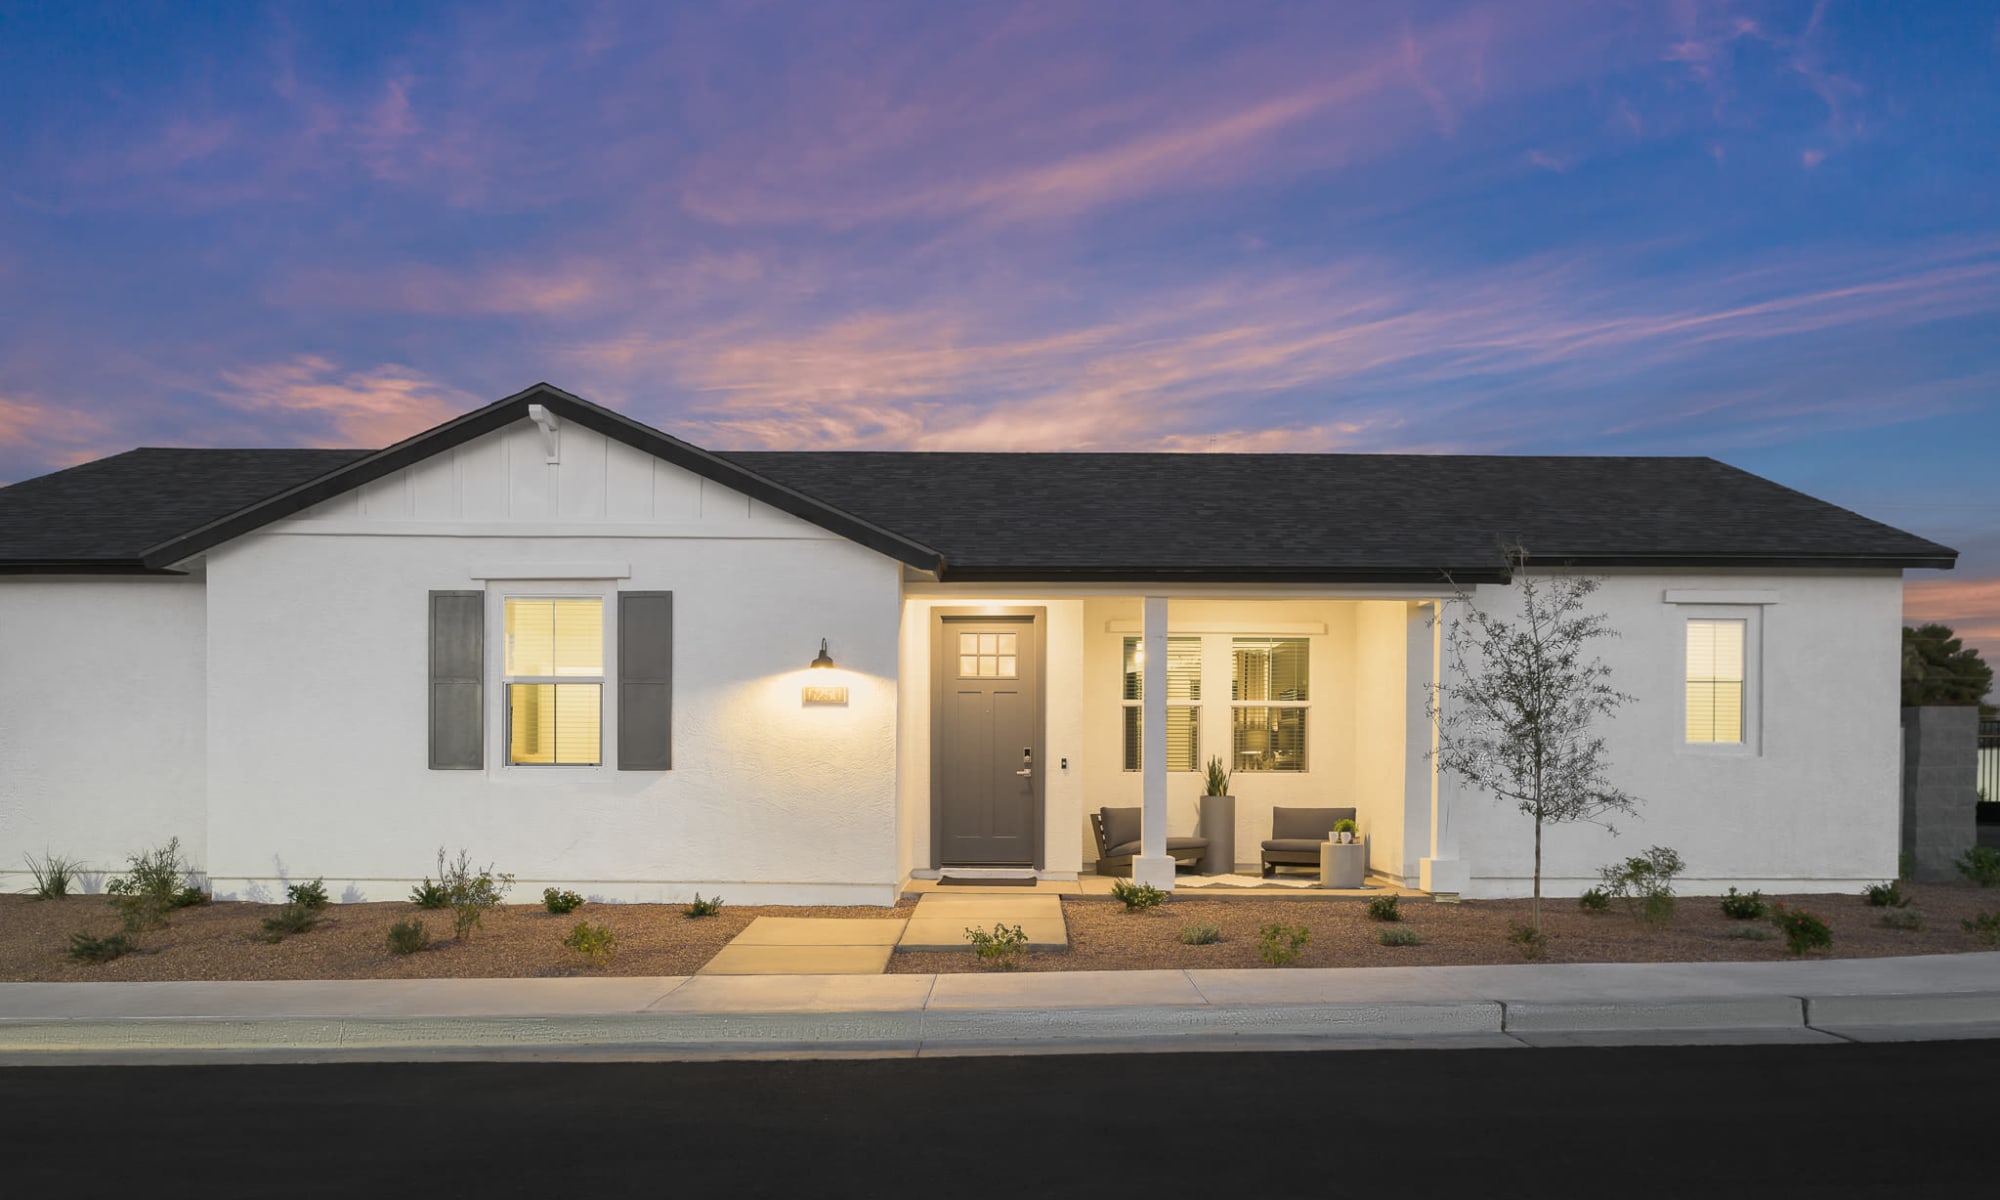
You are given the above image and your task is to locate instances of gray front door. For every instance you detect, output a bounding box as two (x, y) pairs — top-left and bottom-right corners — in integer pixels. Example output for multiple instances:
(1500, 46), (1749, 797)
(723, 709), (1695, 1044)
(934, 614), (1041, 866)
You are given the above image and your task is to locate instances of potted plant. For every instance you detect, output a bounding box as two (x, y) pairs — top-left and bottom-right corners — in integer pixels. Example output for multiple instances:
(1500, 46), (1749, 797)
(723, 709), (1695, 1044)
(1197, 756), (1236, 876)
(1333, 818), (1358, 844)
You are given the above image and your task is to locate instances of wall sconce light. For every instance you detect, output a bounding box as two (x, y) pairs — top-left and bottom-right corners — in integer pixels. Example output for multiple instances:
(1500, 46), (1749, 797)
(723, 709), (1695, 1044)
(809, 638), (836, 669)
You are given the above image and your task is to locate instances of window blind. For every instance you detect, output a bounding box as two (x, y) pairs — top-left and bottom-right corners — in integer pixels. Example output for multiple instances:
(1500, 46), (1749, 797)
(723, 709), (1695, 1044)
(1685, 618), (1746, 744)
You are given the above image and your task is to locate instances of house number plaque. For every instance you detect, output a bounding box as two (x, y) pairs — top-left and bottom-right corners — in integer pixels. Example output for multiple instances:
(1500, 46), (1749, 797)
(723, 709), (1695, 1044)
(802, 685), (849, 705)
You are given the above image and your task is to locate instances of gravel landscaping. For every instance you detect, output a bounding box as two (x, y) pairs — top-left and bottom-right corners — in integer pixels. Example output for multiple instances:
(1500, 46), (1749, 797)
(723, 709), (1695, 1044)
(0, 894), (912, 982)
(6, 881), (1997, 980)
(887, 882), (2000, 974)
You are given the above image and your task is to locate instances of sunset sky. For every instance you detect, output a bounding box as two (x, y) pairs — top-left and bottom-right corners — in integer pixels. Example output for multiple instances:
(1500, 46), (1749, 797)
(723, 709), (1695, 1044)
(1, 2), (1995, 654)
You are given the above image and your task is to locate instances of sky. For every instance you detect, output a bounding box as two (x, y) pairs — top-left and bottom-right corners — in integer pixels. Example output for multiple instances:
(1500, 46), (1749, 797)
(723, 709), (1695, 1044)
(1, 1), (1996, 655)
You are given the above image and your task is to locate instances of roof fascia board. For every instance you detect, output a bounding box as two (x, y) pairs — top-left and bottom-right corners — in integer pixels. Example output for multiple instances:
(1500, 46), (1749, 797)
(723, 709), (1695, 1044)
(932, 566), (1514, 585)
(137, 384), (944, 573)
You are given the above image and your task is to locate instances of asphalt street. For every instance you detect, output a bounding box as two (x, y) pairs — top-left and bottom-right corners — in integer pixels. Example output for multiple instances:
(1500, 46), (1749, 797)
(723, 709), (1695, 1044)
(2, 1040), (1993, 1197)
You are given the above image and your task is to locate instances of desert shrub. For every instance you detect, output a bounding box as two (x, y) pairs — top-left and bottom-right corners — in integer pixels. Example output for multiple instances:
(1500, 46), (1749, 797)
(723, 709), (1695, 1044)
(1577, 888), (1611, 914)
(67, 931), (133, 963)
(685, 893), (724, 918)
(1598, 846), (1684, 926)
(1956, 846), (2000, 888)
(430, 848), (513, 940)
(287, 878), (330, 911)
(965, 922), (1029, 970)
(386, 918), (430, 956)
(106, 837), (203, 932)
(543, 888), (585, 914)
(1719, 887), (1767, 920)
(1507, 922), (1546, 960)
(1375, 926), (1423, 947)
(1726, 925), (1775, 941)
(1365, 894), (1401, 922)
(1964, 912), (2000, 946)
(1179, 922), (1222, 945)
(562, 921), (618, 967)
(1111, 879), (1167, 912)
(1861, 881), (1909, 908)
(1879, 908), (1927, 931)
(1770, 903), (1833, 956)
(24, 851), (80, 900)
(409, 878), (450, 909)
(1257, 923), (1310, 966)
(260, 902), (321, 942)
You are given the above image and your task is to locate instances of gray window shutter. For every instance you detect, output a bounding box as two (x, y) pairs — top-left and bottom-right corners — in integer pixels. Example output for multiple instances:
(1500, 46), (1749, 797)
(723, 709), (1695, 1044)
(619, 591), (673, 770)
(429, 591), (484, 770)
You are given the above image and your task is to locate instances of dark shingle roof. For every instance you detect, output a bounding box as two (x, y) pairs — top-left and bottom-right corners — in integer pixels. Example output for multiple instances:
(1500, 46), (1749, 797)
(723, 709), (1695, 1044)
(0, 448), (371, 569)
(720, 451), (1957, 579)
(0, 406), (1957, 580)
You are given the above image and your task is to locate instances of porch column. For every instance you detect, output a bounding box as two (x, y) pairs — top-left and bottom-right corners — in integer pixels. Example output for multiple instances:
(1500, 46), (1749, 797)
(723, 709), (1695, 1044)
(1134, 595), (1176, 889)
(1416, 598), (1470, 897)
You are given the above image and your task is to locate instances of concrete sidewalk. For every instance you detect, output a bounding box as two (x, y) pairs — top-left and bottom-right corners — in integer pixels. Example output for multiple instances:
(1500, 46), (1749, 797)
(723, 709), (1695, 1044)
(3, 953), (1998, 1064)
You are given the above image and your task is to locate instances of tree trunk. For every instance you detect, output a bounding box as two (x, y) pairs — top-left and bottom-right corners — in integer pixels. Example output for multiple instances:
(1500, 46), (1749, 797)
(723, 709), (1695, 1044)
(1533, 817), (1544, 935)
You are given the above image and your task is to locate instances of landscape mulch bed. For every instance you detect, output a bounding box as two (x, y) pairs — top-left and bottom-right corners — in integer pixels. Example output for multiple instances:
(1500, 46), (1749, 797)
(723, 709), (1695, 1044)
(887, 882), (2000, 974)
(0, 894), (912, 982)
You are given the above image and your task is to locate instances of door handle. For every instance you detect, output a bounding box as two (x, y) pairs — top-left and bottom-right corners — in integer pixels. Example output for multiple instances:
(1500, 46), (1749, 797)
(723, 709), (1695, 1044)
(1016, 747), (1033, 777)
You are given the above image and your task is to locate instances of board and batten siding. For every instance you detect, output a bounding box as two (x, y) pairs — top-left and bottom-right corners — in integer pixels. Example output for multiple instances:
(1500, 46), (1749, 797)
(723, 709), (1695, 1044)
(198, 416), (906, 905)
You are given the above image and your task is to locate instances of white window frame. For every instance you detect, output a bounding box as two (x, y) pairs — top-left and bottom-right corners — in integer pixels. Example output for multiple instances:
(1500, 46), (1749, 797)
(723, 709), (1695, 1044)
(485, 581), (617, 779)
(1672, 603), (1763, 757)
(1229, 635), (1311, 774)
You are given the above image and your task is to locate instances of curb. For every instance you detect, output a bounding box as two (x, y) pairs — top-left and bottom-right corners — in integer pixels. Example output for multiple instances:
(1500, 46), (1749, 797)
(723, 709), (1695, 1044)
(4, 991), (1998, 1061)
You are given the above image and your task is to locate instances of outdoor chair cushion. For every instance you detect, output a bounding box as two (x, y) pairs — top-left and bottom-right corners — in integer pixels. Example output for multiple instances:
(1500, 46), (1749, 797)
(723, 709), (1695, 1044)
(1105, 836), (1208, 858)
(1269, 806), (1356, 841)
(1099, 807), (1142, 853)
(1260, 838), (1333, 854)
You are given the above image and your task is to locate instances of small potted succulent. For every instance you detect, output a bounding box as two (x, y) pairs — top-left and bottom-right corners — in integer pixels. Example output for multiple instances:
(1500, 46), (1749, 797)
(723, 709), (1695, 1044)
(1333, 818), (1358, 844)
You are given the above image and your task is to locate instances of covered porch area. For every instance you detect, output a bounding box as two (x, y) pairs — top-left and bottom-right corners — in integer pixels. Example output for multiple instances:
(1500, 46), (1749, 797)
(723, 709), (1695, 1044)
(895, 587), (1473, 898)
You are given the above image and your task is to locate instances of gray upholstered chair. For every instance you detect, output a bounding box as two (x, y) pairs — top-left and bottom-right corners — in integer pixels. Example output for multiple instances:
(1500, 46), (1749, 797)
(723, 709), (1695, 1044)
(1261, 806), (1356, 876)
(1090, 806), (1209, 878)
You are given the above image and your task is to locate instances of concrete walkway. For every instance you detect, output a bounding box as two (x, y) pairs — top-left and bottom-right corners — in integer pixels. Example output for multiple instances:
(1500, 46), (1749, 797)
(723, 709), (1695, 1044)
(3, 952), (1998, 1063)
(696, 894), (1070, 976)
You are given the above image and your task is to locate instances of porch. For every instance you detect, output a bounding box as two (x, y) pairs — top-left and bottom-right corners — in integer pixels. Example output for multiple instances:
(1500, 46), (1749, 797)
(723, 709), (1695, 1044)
(896, 590), (1473, 897)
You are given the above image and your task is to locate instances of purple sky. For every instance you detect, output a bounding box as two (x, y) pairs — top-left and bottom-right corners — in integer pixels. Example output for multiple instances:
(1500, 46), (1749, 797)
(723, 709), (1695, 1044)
(2, 2), (1996, 655)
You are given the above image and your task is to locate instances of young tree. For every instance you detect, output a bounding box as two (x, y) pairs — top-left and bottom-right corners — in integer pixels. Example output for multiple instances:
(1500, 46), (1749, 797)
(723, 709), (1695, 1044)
(1901, 623), (1994, 713)
(1431, 550), (1640, 933)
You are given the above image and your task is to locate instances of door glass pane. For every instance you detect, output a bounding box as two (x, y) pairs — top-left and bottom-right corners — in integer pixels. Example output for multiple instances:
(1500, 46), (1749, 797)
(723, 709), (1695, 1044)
(958, 627), (1021, 678)
(997, 633), (1017, 655)
(959, 633), (978, 656)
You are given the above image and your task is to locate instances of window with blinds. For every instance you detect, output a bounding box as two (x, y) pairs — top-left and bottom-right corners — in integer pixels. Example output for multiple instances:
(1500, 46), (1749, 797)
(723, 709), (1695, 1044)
(505, 597), (603, 765)
(1685, 619), (1746, 745)
(1232, 637), (1308, 771)
(1121, 636), (1200, 771)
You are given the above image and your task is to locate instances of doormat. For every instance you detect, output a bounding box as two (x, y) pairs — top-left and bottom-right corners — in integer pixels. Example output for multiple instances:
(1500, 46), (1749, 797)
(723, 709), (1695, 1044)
(938, 875), (1038, 887)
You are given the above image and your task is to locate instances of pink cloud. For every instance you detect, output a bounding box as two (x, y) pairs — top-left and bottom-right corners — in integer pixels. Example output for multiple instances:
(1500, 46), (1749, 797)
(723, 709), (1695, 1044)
(216, 356), (479, 446)
(1906, 576), (2000, 663)
(0, 390), (116, 476)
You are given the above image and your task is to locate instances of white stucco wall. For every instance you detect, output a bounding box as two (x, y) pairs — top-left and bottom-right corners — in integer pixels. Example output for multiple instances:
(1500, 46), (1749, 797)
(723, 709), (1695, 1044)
(0, 577), (208, 889)
(198, 418), (905, 905)
(1444, 569), (1906, 898)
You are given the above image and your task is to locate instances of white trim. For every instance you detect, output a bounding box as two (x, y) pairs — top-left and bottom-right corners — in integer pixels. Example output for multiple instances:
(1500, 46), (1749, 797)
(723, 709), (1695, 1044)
(1104, 618), (1327, 634)
(470, 561), (631, 580)
(1664, 589), (1781, 605)
(267, 521), (840, 540)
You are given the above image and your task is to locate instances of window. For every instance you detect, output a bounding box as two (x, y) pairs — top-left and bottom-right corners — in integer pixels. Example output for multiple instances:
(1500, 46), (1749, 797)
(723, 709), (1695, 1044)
(504, 597), (603, 765)
(1121, 636), (1200, 771)
(1232, 637), (1308, 771)
(1685, 618), (1746, 745)
(959, 630), (1018, 678)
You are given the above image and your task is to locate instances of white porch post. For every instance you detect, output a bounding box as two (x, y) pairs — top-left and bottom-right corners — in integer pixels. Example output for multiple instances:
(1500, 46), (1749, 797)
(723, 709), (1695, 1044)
(1134, 595), (1176, 889)
(1416, 598), (1470, 897)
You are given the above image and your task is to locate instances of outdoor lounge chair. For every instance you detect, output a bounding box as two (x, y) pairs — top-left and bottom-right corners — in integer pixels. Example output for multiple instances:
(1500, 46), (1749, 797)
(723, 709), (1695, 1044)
(1260, 806), (1356, 876)
(1089, 806), (1209, 878)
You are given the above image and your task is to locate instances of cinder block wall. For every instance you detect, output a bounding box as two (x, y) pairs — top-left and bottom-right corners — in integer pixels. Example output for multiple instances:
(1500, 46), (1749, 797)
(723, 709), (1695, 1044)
(1901, 706), (1979, 881)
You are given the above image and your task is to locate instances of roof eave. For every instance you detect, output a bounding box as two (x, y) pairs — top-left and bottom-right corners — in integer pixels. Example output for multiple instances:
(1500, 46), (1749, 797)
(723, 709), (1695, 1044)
(934, 565), (1514, 585)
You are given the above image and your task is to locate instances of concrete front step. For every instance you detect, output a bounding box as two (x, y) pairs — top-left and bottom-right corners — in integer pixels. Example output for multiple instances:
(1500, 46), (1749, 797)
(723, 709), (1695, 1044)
(898, 893), (1069, 953)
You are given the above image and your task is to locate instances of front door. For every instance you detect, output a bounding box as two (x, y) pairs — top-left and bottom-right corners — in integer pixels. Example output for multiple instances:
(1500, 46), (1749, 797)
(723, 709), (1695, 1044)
(934, 614), (1042, 866)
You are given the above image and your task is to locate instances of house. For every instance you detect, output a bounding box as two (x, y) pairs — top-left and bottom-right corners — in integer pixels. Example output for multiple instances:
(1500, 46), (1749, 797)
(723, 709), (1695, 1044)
(0, 384), (1957, 905)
